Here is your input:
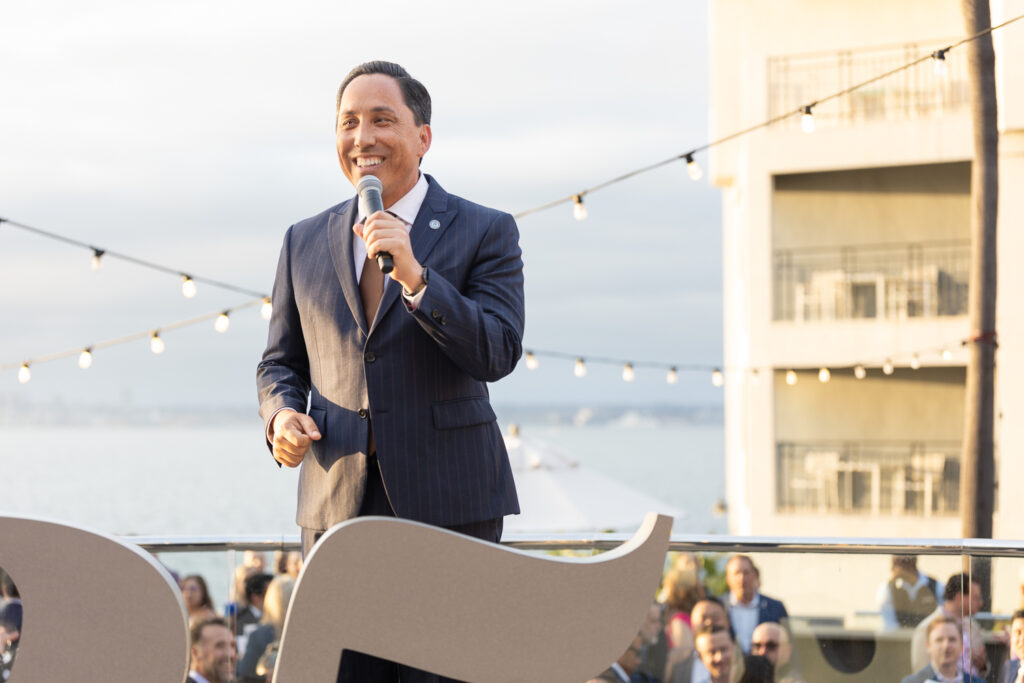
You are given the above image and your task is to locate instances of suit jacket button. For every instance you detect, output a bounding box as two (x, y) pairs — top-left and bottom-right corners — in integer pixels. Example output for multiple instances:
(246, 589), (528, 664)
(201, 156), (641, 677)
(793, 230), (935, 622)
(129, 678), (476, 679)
(439, 315), (447, 325)
(364, 351), (376, 363)
(358, 408), (368, 418)
(431, 309), (441, 320)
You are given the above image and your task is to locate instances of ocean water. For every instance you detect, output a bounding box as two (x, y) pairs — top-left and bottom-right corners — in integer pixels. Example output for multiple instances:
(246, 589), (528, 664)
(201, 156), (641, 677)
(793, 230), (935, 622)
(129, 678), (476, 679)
(0, 417), (725, 604)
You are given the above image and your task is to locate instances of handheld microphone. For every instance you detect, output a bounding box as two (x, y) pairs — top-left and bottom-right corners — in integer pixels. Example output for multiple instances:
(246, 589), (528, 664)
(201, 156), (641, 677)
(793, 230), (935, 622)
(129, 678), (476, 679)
(355, 174), (393, 274)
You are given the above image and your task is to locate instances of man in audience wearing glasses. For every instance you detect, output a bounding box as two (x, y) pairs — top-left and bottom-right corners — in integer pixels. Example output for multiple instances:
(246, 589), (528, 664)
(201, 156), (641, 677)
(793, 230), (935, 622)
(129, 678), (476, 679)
(751, 622), (803, 683)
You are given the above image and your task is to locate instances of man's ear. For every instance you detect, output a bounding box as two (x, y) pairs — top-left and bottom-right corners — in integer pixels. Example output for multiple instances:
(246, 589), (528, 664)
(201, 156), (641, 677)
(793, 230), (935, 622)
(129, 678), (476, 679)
(418, 124), (432, 158)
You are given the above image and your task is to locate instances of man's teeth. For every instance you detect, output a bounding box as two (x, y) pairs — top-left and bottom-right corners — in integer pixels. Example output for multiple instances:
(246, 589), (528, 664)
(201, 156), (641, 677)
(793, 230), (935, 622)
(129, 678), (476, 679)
(356, 158), (383, 167)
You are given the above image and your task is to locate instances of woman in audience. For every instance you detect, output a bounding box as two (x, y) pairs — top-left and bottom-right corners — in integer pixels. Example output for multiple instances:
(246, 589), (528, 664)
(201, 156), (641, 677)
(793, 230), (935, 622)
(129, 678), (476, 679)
(181, 574), (217, 627)
(237, 575), (296, 682)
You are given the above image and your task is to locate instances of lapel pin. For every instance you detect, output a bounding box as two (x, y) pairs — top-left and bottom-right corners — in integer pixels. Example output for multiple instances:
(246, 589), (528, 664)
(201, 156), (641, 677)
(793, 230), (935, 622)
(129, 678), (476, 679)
(429, 219), (441, 230)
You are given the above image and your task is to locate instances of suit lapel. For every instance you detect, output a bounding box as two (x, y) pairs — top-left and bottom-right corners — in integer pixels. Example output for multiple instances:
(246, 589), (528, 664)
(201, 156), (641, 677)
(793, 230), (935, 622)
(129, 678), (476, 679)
(327, 198), (368, 335)
(373, 176), (458, 325)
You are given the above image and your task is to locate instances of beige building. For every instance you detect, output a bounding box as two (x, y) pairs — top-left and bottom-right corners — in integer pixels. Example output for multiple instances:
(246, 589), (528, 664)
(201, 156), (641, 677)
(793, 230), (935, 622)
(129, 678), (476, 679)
(709, 0), (1024, 545)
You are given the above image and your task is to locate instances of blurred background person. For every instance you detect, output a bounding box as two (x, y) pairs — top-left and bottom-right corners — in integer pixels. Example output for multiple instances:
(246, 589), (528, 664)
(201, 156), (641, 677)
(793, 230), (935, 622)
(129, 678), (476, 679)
(902, 616), (984, 683)
(877, 555), (943, 630)
(588, 630), (647, 682)
(0, 597), (22, 681)
(751, 621), (803, 683)
(237, 575), (296, 682)
(188, 617), (237, 683)
(182, 574), (218, 628)
(998, 609), (1024, 683)
(723, 555), (788, 654)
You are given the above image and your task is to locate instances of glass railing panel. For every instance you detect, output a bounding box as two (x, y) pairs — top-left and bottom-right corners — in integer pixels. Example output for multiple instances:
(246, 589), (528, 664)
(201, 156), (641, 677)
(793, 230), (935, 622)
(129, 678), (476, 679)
(773, 240), (970, 322)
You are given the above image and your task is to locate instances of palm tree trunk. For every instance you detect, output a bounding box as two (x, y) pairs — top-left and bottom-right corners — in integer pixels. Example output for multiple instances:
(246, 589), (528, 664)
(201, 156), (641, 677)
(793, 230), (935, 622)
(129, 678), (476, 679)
(959, 0), (998, 542)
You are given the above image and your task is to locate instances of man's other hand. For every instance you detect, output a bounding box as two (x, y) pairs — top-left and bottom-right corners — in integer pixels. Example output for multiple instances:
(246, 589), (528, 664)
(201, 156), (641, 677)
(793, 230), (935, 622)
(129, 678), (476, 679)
(271, 409), (321, 467)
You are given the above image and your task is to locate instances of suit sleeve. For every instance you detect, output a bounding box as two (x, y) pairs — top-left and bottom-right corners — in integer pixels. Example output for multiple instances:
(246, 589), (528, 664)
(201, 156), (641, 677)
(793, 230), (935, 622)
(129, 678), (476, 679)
(408, 210), (525, 382)
(256, 225), (311, 446)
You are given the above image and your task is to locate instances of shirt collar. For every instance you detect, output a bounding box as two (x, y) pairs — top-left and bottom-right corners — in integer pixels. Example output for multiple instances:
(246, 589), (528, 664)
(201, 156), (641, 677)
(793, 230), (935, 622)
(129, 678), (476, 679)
(383, 173), (429, 226)
(188, 672), (212, 683)
(729, 591), (761, 608)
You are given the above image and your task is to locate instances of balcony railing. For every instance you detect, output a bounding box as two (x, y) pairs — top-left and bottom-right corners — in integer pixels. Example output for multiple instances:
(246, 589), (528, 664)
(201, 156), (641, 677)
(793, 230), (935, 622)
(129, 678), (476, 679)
(776, 440), (969, 516)
(767, 41), (969, 129)
(773, 240), (970, 322)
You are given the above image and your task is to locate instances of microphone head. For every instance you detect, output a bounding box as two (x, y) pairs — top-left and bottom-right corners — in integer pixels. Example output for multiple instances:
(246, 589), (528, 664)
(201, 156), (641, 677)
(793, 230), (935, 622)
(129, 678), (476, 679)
(355, 174), (383, 195)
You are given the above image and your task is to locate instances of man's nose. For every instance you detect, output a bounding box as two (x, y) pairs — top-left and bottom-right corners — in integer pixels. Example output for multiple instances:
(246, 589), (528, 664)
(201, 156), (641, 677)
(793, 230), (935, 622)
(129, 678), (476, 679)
(354, 122), (375, 147)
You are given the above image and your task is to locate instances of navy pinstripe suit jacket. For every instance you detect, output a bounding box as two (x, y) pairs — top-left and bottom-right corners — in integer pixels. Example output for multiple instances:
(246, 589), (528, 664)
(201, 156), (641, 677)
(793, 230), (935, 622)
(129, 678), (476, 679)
(257, 175), (523, 531)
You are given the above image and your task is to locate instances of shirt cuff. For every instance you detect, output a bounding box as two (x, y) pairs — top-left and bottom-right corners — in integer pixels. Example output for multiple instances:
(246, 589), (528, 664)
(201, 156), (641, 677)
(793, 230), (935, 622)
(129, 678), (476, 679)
(402, 284), (427, 310)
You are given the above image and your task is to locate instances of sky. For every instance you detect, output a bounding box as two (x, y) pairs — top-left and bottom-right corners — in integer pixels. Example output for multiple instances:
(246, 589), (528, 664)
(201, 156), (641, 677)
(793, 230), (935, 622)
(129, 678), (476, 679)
(0, 0), (722, 411)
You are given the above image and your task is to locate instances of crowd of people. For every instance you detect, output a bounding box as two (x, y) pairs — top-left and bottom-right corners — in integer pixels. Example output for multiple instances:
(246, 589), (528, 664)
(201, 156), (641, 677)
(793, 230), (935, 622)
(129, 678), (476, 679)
(591, 553), (1024, 683)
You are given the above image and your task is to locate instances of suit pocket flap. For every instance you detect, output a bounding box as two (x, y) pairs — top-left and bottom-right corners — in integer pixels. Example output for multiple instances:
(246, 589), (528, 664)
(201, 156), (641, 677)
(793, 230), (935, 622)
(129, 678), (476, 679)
(432, 397), (496, 430)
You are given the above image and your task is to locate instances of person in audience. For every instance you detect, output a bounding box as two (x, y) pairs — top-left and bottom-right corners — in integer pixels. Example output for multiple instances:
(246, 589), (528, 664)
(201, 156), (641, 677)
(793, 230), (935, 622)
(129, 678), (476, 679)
(0, 598), (23, 682)
(182, 574), (218, 628)
(998, 609), (1024, 683)
(877, 555), (944, 630)
(272, 549), (303, 579)
(662, 566), (705, 651)
(633, 601), (670, 682)
(911, 573), (987, 677)
(687, 623), (746, 683)
(243, 551), (267, 574)
(670, 599), (738, 683)
(723, 555), (788, 654)
(236, 573), (273, 636)
(739, 655), (774, 683)
(751, 621), (803, 683)
(188, 617), (237, 683)
(902, 616), (985, 683)
(237, 575), (296, 682)
(588, 631), (647, 682)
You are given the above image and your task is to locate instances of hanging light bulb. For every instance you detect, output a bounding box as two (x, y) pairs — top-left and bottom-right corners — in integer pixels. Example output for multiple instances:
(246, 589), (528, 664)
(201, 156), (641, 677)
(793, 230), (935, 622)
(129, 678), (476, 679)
(685, 153), (703, 181)
(181, 275), (197, 298)
(622, 363), (635, 382)
(525, 352), (539, 370)
(785, 369), (798, 386)
(883, 359), (895, 375)
(150, 332), (165, 354)
(572, 195), (588, 221)
(854, 365), (867, 379)
(932, 49), (948, 78)
(749, 368), (761, 386)
(910, 354), (921, 370)
(573, 357), (587, 378)
(711, 368), (724, 387)
(91, 248), (105, 271)
(818, 367), (831, 383)
(801, 105), (816, 134)
(18, 363), (31, 384)
(941, 348), (952, 361)
(78, 348), (93, 369)
(214, 312), (231, 333)
(666, 367), (679, 384)
(260, 297), (273, 320)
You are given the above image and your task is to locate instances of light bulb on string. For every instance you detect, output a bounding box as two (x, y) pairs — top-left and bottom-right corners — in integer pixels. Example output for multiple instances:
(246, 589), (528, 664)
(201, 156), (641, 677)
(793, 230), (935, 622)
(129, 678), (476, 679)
(18, 363), (31, 384)
(573, 357), (587, 378)
(181, 275), (197, 298)
(685, 153), (703, 181)
(214, 312), (230, 333)
(525, 352), (539, 370)
(818, 367), (831, 383)
(910, 354), (921, 370)
(932, 49), (948, 78)
(260, 297), (273, 320)
(572, 195), (588, 221)
(622, 363), (635, 382)
(854, 365), (867, 379)
(785, 369), (798, 386)
(150, 332), (165, 354)
(941, 348), (952, 361)
(90, 248), (105, 271)
(666, 367), (678, 385)
(78, 348), (93, 370)
(749, 368), (760, 386)
(801, 105), (816, 134)
(882, 359), (895, 375)
(711, 368), (724, 387)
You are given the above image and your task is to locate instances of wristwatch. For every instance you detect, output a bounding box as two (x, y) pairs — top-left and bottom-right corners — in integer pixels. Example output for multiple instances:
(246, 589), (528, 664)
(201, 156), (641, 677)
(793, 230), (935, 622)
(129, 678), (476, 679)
(403, 266), (429, 297)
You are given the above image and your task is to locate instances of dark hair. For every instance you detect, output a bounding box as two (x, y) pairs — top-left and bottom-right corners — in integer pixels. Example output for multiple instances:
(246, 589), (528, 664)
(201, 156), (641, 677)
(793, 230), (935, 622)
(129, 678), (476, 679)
(183, 574), (214, 611)
(336, 61), (431, 126)
(244, 573), (273, 602)
(1012, 609), (1024, 622)
(190, 616), (230, 646)
(943, 573), (976, 602)
(926, 615), (962, 640)
(728, 554), (757, 574)
(740, 654), (775, 683)
(694, 622), (728, 640)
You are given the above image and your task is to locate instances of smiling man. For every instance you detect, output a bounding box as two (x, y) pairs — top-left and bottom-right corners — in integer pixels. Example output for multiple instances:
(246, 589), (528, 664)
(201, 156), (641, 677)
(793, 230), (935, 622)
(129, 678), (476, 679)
(256, 60), (524, 682)
(902, 617), (985, 683)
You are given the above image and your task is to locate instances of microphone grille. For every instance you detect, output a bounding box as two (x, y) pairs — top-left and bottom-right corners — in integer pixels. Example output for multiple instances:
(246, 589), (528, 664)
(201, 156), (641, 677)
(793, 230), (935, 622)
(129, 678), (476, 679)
(356, 174), (383, 194)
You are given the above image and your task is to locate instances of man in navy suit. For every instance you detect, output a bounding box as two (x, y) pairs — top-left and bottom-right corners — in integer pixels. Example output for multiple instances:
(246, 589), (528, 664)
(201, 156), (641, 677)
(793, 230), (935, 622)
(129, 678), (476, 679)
(256, 61), (523, 681)
(723, 555), (789, 654)
(902, 616), (985, 683)
(998, 610), (1024, 683)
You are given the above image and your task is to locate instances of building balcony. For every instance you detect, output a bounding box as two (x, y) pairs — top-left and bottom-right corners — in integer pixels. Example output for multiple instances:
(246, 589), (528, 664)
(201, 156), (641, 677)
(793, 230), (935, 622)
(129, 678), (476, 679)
(773, 240), (969, 323)
(767, 40), (969, 130)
